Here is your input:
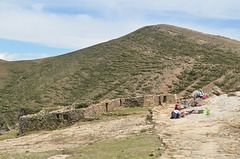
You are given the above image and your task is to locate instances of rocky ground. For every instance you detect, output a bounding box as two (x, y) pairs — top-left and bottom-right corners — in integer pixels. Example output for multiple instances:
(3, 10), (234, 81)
(0, 93), (239, 159)
(153, 92), (240, 159)
(0, 114), (151, 155)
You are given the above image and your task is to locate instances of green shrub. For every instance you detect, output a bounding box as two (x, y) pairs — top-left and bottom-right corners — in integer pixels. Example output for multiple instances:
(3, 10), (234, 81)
(76, 103), (88, 109)
(146, 114), (152, 122)
(153, 76), (159, 80)
(140, 129), (147, 133)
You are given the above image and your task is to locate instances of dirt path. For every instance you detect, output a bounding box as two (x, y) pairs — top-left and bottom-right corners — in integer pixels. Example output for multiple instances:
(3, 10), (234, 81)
(0, 114), (152, 154)
(153, 93), (240, 159)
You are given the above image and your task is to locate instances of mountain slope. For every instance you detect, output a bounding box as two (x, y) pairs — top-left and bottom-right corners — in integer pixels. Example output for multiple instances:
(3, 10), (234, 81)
(0, 59), (7, 62)
(0, 24), (240, 130)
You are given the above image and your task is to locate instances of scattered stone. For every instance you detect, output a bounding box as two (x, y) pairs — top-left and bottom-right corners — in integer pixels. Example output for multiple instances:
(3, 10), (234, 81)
(228, 92), (237, 97)
(149, 153), (154, 156)
(208, 93), (216, 97)
(211, 86), (223, 96)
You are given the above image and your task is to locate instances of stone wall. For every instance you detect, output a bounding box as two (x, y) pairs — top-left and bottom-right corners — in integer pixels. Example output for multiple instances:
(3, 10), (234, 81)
(121, 97), (145, 107)
(19, 94), (177, 134)
(19, 109), (85, 134)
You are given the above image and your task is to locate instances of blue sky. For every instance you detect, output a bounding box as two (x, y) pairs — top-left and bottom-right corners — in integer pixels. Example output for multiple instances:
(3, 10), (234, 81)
(0, 0), (240, 61)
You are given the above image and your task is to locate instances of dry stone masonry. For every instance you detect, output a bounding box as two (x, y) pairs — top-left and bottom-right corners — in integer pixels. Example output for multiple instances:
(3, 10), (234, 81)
(19, 94), (177, 134)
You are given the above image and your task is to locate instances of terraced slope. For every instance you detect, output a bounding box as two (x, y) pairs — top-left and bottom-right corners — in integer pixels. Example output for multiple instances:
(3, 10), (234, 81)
(0, 24), (239, 130)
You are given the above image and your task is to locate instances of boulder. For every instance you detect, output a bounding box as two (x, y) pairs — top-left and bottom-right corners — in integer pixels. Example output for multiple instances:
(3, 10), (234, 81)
(227, 92), (237, 97)
(211, 86), (222, 96)
(236, 85), (240, 91)
(0, 130), (7, 135)
(191, 90), (199, 98)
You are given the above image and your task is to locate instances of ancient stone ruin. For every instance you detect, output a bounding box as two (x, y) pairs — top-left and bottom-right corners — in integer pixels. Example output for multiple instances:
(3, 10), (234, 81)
(19, 94), (177, 134)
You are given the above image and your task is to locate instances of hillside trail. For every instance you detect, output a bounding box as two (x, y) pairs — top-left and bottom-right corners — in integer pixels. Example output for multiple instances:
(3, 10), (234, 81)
(153, 93), (240, 159)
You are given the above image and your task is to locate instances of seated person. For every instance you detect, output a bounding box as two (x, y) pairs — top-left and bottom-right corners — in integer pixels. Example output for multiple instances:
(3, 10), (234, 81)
(170, 108), (181, 119)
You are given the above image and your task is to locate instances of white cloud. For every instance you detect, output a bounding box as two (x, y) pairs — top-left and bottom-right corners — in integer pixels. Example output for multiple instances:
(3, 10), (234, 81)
(122, 0), (240, 20)
(0, 52), (21, 61)
(0, 0), (239, 52)
(25, 0), (240, 20)
(0, 52), (50, 61)
(0, 1), (145, 49)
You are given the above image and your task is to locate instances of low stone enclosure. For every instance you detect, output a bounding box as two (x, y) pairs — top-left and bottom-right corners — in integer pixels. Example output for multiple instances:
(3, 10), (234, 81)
(19, 94), (177, 134)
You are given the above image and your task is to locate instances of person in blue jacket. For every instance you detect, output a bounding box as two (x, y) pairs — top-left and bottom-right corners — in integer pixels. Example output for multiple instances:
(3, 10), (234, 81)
(170, 108), (181, 119)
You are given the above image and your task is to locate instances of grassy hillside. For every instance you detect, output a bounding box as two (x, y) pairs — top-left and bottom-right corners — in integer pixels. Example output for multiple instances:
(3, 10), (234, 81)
(0, 24), (240, 130)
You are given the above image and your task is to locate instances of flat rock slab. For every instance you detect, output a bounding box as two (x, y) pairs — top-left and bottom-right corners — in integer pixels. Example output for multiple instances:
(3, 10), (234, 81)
(154, 93), (240, 159)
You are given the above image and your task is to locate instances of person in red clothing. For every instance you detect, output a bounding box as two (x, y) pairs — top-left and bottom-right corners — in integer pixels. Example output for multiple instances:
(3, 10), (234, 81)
(175, 102), (180, 110)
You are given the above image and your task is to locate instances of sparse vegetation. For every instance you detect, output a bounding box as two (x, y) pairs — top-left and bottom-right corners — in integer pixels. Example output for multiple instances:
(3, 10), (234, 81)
(0, 24), (240, 130)
(65, 134), (163, 159)
(0, 134), (163, 159)
(0, 131), (19, 141)
(76, 103), (88, 109)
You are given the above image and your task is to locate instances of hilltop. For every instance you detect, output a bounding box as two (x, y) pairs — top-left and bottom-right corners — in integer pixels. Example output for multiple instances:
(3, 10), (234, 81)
(0, 24), (240, 131)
